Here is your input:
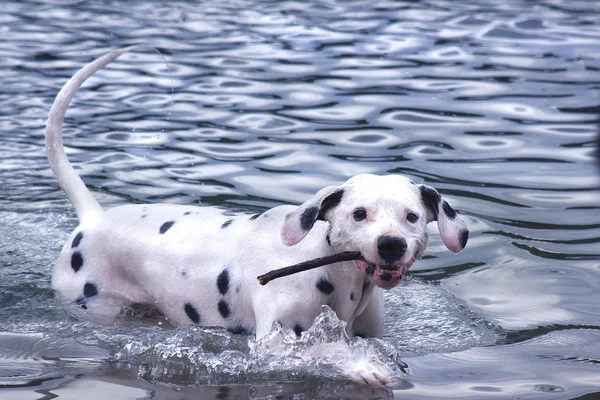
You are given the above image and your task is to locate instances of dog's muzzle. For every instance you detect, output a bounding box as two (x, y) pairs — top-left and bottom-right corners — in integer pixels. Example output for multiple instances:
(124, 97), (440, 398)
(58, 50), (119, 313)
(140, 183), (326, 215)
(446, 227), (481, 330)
(356, 239), (420, 289)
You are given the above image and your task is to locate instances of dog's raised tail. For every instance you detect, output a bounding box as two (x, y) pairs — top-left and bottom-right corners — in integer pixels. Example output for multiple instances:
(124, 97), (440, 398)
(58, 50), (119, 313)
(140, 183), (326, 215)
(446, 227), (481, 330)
(46, 47), (132, 224)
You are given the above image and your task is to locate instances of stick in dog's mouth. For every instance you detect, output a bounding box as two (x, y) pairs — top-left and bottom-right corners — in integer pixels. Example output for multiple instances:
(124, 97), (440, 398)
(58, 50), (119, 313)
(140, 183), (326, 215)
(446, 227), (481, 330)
(258, 249), (419, 288)
(257, 251), (363, 285)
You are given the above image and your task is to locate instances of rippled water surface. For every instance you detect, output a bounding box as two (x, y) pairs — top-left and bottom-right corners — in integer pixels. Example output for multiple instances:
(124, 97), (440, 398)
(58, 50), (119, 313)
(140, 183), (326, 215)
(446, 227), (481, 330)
(1, 0), (599, 399)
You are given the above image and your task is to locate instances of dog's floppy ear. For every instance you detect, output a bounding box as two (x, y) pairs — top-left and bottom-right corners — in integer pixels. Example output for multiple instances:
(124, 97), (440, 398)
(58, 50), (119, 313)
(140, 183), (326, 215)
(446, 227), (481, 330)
(419, 184), (469, 253)
(281, 186), (344, 246)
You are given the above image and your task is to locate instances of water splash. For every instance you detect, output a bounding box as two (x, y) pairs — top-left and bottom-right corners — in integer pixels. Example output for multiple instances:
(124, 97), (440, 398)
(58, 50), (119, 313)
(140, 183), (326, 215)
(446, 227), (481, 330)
(114, 307), (405, 386)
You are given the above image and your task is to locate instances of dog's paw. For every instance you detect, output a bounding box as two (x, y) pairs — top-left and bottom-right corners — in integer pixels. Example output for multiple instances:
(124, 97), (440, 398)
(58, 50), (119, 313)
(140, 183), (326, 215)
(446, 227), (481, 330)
(344, 357), (396, 388)
(296, 340), (398, 388)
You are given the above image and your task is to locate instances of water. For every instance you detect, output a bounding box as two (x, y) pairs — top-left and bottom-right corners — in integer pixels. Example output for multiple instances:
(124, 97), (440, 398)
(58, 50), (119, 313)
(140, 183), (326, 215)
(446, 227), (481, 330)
(1, 0), (599, 398)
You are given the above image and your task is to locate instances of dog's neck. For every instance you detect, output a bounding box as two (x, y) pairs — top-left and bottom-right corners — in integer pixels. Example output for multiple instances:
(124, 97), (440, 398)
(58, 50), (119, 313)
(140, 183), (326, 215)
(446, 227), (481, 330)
(306, 224), (375, 320)
(282, 219), (375, 323)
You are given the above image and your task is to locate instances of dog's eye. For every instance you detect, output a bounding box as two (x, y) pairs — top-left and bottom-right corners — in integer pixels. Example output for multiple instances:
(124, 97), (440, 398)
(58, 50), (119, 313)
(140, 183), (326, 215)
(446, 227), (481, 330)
(353, 208), (367, 222)
(407, 212), (419, 223)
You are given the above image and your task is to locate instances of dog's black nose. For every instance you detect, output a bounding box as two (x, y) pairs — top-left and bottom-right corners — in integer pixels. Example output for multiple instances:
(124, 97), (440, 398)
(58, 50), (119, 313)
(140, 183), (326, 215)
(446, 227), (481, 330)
(377, 236), (407, 263)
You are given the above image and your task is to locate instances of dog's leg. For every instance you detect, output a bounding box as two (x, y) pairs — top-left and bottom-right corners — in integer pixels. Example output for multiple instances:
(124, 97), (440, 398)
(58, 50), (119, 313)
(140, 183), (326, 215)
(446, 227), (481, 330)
(46, 47), (133, 224)
(350, 285), (384, 339)
(253, 296), (396, 388)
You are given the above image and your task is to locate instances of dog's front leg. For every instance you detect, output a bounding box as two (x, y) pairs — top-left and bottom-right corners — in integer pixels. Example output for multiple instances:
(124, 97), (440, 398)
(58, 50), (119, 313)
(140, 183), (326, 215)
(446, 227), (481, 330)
(253, 293), (397, 388)
(253, 289), (320, 340)
(349, 285), (385, 339)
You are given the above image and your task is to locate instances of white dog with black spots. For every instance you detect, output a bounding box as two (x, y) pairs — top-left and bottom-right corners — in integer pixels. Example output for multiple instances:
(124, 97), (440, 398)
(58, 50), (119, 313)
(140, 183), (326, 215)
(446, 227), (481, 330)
(46, 48), (469, 387)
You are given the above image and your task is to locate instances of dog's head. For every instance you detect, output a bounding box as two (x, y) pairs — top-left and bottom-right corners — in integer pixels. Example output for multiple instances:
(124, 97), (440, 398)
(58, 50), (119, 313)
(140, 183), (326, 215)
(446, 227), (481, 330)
(281, 174), (468, 289)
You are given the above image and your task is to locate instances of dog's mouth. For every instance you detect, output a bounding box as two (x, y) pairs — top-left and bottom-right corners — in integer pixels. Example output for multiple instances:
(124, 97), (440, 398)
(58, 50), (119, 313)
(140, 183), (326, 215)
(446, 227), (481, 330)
(355, 252), (420, 290)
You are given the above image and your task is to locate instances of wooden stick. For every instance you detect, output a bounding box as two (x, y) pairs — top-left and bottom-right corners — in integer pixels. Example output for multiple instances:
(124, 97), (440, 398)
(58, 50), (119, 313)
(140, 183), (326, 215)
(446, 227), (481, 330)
(257, 251), (363, 285)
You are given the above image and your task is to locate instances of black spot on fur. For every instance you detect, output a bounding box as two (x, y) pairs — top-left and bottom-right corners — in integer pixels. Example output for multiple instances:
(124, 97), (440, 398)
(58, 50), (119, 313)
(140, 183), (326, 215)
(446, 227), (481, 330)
(228, 326), (251, 335)
(300, 206), (318, 231)
(160, 221), (175, 234)
(317, 189), (345, 221)
(442, 201), (457, 220)
(249, 212), (262, 220)
(184, 303), (201, 324)
(316, 278), (335, 295)
(181, 271), (188, 278)
(217, 269), (230, 295)
(350, 292), (355, 301)
(221, 219), (233, 229)
(83, 282), (98, 298)
(184, 211), (192, 215)
(218, 300), (231, 319)
(71, 252), (83, 272)
(380, 272), (392, 281)
(459, 229), (469, 249)
(325, 233), (332, 246)
(365, 264), (376, 276)
(420, 185), (441, 219)
(141, 214), (147, 219)
(71, 232), (83, 248)
(293, 324), (304, 337)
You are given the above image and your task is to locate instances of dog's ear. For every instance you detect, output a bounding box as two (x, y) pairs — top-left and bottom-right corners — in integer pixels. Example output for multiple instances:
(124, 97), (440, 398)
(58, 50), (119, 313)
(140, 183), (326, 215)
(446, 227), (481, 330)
(281, 187), (345, 246)
(419, 184), (469, 253)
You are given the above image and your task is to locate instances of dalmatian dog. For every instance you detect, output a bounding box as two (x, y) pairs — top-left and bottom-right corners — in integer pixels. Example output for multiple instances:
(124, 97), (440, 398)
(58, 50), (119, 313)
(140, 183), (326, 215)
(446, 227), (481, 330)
(46, 48), (469, 387)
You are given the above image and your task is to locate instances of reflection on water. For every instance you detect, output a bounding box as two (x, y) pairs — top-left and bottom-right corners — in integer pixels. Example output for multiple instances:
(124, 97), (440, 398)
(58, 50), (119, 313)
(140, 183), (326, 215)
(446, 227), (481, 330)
(0, 0), (599, 398)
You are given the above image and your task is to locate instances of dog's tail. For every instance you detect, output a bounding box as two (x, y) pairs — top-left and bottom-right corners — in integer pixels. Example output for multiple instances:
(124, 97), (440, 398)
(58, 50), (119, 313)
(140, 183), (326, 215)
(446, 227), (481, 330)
(46, 47), (132, 224)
